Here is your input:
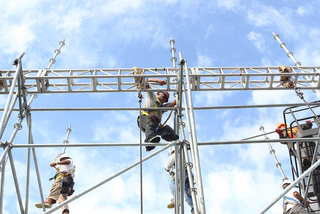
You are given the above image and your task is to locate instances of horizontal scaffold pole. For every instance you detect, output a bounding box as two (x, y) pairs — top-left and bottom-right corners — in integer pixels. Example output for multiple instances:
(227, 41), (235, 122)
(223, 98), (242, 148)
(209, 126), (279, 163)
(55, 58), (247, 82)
(8, 138), (320, 148)
(0, 101), (318, 112)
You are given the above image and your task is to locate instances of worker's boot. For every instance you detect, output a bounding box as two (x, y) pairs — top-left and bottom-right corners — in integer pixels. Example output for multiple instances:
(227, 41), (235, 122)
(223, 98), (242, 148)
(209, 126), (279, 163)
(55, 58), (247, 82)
(145, 136), (160, 151)
(167, 201), (174, 209)
(62, 209), (69, 214)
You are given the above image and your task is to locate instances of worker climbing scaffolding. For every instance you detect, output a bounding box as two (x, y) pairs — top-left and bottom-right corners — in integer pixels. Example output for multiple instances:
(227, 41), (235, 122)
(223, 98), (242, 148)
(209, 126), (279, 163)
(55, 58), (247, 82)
(35, 153), (75, 214)
(135, 74), (179, 151)
(165, 147), (195, 214)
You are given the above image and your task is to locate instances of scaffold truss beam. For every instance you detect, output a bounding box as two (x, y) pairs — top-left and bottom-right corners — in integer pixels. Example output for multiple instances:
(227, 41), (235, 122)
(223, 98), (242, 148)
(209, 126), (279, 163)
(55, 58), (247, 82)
(1, 66), (320, 93)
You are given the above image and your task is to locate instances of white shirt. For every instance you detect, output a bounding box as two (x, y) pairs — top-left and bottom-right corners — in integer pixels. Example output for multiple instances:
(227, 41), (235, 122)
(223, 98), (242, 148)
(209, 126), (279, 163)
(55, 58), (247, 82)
(283, 188), (301, 211)
(144, 91), (170, 117)
(59, 159), (75, 173)
(165, 153), (175, 173)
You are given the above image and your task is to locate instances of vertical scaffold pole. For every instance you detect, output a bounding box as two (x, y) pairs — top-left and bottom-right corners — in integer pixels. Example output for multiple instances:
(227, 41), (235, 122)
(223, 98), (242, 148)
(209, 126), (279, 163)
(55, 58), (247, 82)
(0, 52), (25, 140)
(170, 38), (177, 68)
(179, 52), (206, 214)
(0, 154), (6, 213)
(62, 125), (72, 154)
(176, 59), (199, 214)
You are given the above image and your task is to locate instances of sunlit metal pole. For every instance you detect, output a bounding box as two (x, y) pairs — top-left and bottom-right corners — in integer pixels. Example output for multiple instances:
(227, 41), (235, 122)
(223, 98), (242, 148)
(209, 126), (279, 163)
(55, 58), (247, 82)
(183, 58), (206, 214)
(0, 52), (25, 140)
(259, 123), (288, 180)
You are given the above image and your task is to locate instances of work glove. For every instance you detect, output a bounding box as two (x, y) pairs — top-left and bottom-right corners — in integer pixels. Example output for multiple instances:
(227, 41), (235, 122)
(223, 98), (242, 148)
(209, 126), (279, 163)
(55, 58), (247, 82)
(275, 128), (283, 136)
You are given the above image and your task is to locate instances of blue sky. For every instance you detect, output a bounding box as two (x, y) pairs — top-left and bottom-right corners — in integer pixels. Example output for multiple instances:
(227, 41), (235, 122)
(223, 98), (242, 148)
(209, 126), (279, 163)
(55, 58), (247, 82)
(1, 0), (320, 213)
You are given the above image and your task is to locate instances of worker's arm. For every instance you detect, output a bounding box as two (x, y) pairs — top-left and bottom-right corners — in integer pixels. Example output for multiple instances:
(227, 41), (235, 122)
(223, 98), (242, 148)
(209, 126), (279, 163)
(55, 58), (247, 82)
(50, 159), (71, 167)
(168, 98), (176, 107)
(146, 79), (167, 88)
(165, 154), (175, 171)
(293, 191), (310, 207)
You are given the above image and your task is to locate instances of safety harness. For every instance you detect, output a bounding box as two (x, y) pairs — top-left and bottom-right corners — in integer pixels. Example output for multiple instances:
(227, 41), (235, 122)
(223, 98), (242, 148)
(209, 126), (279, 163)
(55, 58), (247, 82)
(50, 156), (76, 196)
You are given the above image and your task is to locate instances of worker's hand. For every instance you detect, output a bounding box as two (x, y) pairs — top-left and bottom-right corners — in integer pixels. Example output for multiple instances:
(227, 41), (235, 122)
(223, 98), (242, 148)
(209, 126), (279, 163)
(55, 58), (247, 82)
(305, 200), (310, 207)
(50, 162), (57, 167)
(158, 79), (166, 86)
(275, 128), (283, 135)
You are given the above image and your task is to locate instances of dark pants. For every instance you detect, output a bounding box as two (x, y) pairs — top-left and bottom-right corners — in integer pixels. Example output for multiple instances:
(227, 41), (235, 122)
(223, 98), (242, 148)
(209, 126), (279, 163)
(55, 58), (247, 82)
(137, 115), (179, 142)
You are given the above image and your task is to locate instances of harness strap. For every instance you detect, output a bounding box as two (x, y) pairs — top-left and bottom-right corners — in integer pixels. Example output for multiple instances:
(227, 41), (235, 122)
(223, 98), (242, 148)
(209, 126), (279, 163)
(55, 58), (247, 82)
(141, 99), (164, 118)
(54, 166), (75, 180)
(167, 171), (175, 180)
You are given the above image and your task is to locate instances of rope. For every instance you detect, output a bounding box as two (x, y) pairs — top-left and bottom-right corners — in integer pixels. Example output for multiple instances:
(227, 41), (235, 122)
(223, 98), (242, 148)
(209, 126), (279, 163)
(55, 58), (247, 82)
(162, 110), (173, 126)
(138, 87), (143, 214)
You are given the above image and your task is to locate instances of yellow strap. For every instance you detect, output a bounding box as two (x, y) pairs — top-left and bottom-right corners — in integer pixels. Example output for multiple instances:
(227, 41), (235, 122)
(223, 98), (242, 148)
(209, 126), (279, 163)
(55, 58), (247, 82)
(142, 99), (164, 117)
(54, 166), (75, 180)
(167, 171), (175, 180)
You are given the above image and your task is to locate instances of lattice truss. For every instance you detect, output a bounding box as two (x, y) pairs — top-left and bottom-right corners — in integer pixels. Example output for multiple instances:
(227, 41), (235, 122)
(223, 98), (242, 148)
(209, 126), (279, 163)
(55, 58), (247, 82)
(1, 66), (320, 94)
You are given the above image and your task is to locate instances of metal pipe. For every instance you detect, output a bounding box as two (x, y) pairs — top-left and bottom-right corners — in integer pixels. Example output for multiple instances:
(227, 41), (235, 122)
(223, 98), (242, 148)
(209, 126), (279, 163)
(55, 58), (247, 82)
(8, 150), (25, 214)
(0, 95), (36, 166)
(46, 40), (65, 69)
(10, 137), (320, 149)
(184, 60), (206, 214)
(43, 141), (178, 214)
(170, 38), (177, 68)
(174, 144), (179, 214)
(179, 90), (199, 214)
(62, 125), (72, 154)
(259, 157), (320, 213)
(180, 146), (185, 214)
(259, 124), (287, 180)
(31, 133), (46, 213)
(0, 53), (25, 140)
(0, 102), (316, 112)
(0, 154), (6, 214)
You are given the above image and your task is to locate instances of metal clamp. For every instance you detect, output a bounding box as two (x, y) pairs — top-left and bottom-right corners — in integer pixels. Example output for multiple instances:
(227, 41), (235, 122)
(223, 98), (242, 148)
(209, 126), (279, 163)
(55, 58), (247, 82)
(14, 123), (22, 130)
(185, 162), (193, 169)
(188, 188), (197, 195)
(180, 121), (186, 128)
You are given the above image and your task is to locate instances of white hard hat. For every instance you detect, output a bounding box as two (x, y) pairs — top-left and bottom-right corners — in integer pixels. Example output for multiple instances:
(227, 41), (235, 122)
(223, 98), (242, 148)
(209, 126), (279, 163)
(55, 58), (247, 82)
(59, 153), (70, 160)
(281, 180), (292, 189)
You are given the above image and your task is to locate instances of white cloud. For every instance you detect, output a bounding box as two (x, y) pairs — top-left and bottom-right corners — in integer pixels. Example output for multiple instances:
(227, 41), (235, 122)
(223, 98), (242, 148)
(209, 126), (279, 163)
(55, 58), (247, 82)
(217, 0), (243, 12)
(247, 31), (266, 52)
(196, 53), (213, 67)
(246, 4), (297, 39)
(297, 6), (308, 16)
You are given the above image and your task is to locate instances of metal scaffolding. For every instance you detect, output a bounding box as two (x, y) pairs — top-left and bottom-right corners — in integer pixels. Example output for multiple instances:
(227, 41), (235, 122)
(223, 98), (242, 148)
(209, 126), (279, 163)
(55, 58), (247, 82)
(0, 33), (320, 214)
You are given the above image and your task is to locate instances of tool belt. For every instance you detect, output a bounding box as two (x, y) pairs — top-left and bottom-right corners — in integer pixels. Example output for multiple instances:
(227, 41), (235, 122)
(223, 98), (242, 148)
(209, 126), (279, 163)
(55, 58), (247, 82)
(60, 174), (75, 195)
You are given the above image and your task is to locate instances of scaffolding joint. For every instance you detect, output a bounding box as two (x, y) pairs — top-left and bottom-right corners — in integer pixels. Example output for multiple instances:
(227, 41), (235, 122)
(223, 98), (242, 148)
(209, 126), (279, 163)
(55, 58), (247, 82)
(188, 187), (197, 195)
(1, 141), (13, 150)
(14, 123), (22, 130)
(179, 121), (186, 128)
(185, 161), (193, 169)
